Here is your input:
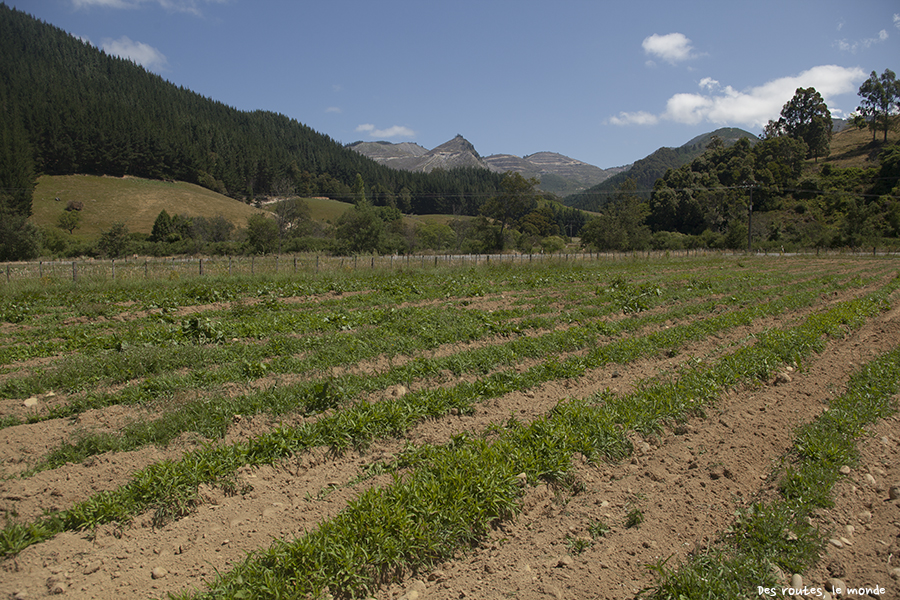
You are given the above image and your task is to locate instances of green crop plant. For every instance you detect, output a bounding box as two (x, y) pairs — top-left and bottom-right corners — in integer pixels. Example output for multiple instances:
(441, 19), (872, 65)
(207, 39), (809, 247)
(22, 267), (888, 472)
(179, 287), (897, 599)
(565, 534), (592, 555)
(588, 518), (610, 538)
(625, 507), (644, 529)
(179, 315), (226, 344)
(643, 344), (900, 599)
(603, 277), (663, 314)
(2, 259), (895, 566)
(181, 283), (900, 595)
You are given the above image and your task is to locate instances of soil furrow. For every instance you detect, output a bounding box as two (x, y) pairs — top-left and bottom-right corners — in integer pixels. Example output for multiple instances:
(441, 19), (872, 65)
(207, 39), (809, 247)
(0, 258), (896, 600)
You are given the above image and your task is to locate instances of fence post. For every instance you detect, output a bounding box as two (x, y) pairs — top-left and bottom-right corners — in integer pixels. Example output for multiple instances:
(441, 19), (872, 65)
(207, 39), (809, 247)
(111, 259), (115, 280)
(72, 261), (77, 283)
(39, 261), (43, 278)
(6, 264), (9, 283)
(199, 259), (203, 277)
(294, 256), (297, 273)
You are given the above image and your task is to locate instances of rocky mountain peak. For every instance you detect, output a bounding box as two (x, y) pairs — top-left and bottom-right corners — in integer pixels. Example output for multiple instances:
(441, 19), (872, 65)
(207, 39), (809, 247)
(429, 134), (480, 158)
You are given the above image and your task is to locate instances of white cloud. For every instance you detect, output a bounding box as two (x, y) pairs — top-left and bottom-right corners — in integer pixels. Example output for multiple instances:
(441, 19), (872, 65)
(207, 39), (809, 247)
(101, 36), (168, 70)
(325, 106), (342, 114)
(671, 65), (866, 127)
(642, 33), (698, 65)
(609, 65), (867, 129)
(73, 0), (133, 7)
(699, 77), (719, 91)
(664, 93), (715, 125)
(836, 28), (889, 53)
(73, 0), (226, 16)
(895, 14), (900, 30)
(607, 111), (659, 126)
(355, 124), (415, 139)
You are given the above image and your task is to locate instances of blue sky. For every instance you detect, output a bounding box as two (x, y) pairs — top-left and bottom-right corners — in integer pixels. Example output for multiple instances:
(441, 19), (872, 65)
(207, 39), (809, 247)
(9, 0), (900, 168)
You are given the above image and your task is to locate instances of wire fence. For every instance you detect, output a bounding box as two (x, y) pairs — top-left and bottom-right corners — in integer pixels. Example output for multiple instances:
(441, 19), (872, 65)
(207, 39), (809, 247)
(0, 247), (887, 286)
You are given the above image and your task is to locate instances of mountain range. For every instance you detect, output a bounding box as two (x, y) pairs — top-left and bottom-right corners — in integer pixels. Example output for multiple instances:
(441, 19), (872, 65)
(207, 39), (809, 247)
(350, 127), (767, 213)
(348, 135), (626, 196)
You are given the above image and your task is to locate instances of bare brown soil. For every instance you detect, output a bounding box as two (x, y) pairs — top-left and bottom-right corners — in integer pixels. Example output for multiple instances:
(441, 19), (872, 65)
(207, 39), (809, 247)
(1, 260), (898, 600)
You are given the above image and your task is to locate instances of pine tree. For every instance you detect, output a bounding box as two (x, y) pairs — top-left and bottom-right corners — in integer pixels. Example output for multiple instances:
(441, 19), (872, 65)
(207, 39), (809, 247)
(150, 210), (173, 242)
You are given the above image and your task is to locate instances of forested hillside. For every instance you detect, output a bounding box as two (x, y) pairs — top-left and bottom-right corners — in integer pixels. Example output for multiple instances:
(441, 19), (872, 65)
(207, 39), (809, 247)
(578, 121), (900, 253)
(0, 4), (503, 217)
(564, 128), (757, 211)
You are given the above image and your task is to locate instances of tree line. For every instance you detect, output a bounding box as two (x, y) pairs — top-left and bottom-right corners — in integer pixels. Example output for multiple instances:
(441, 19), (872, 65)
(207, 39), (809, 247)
(38, 172), (588, 260)
(577, 77), (900, 253)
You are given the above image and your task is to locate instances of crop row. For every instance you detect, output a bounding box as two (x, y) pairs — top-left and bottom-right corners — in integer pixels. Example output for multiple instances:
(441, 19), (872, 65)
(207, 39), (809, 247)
(18, 267), (873, 472)
(0, 262), (821, 429)
(0, 262), (789, 370)
(174, 279), (899, 599)
(2, 257), (878, 366)
(645, 345), (900, 598)
(1, 270), (895, 567)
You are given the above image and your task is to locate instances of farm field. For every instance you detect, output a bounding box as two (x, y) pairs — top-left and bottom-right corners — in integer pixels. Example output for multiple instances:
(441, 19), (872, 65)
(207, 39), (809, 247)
(0, 255), (899, 600)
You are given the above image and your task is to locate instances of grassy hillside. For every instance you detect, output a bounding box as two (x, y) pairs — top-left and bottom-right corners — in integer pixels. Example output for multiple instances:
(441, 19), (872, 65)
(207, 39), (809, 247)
(815, 121), (894, 171)
(29, 175), (423, 241)
(32, 175), (268, 239)
(299, 197), (354, 224)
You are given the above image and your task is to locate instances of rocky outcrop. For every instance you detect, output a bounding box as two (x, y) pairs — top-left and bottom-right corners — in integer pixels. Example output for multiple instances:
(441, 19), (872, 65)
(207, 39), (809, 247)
(486, 152), (624, 188)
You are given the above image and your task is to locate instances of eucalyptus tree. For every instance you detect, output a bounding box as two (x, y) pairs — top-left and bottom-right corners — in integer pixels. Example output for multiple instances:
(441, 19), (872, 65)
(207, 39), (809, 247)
(764, 87), (832, 161)
(857, 69), (900, 143)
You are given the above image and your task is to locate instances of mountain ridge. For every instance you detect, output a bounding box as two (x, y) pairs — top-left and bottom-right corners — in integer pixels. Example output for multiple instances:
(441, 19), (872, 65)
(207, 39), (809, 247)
(348, 135), (625, 195)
